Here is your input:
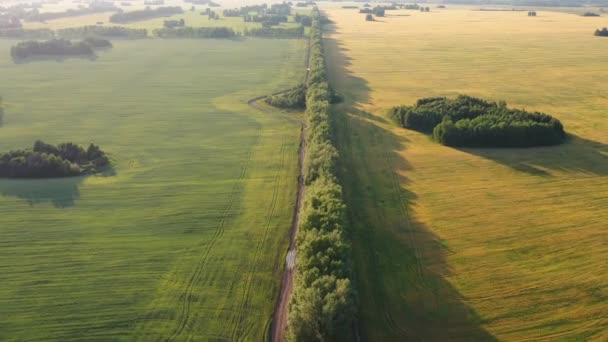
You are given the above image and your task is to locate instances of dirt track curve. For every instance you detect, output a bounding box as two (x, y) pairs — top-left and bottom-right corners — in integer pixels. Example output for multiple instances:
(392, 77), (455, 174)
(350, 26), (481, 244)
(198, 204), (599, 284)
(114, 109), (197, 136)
(247, 44), (310, 342)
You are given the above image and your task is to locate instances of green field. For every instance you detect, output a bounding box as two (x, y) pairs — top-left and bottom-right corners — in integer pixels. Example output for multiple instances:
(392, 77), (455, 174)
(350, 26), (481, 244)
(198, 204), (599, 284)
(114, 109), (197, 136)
(325, 7), (608, 341)
(0, 38), (306, 340)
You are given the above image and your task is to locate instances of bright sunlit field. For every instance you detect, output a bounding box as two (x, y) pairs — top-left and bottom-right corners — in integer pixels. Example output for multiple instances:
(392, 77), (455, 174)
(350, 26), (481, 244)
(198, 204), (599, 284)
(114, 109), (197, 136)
(325, 7), (608, 341)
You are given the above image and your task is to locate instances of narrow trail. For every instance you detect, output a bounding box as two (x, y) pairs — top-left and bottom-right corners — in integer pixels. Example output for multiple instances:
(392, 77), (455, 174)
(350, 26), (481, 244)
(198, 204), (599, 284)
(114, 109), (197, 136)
(247, 42), (311, 342)
(247, 92), (306, 342)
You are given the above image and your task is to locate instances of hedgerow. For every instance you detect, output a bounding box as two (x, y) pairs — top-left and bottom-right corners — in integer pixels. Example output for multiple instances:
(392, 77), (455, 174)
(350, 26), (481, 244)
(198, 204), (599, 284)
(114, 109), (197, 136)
(286, 8), (355, 342)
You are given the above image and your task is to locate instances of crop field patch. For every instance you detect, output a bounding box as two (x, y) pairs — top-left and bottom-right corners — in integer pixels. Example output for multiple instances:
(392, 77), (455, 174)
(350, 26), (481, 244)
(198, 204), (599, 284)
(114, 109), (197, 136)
(0, 38), (306, 341)
(325, 7), (608, 341)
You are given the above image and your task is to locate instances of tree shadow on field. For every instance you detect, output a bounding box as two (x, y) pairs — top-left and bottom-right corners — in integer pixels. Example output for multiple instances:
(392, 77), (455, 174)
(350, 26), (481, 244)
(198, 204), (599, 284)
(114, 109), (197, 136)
(456, 135), (608, 177)
(325, 22), (497, 341)
(0, 167), (116, 208)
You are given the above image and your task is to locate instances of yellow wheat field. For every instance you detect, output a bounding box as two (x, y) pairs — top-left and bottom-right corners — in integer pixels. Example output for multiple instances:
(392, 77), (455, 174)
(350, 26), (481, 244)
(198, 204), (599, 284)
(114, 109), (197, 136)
(325, 7), (608, 341)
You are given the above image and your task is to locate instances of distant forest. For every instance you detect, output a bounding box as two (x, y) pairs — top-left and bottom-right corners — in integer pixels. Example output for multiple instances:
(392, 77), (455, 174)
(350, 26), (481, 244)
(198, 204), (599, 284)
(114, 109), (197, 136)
(0, 141), (109, 178)
(439, 0), (608, 6)
(390, 95), (566, 147)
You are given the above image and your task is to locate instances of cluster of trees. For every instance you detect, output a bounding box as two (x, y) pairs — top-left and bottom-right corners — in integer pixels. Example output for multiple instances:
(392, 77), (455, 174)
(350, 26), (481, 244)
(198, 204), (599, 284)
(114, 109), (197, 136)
(420, 6), (431, 12)
(82, 36), (112, 48)
(0, 141), (109, 178)
(202, 8), (220, 20)
(244, 26), (303, 38)
(267, 2), (292, 15)
(154, 26), (236, 38)
(595, 27), (608, 36)
(287, 9), (356, 342)
(265, 84), (306, 109)
(582, 11), (601, 16)
(163, 18), (185, 28)
(11, 39), (95, 59)
(24, 4), (118, 22)
(184, 0), (212, 4)
(294, 13), (312, 27)
(243, 14), (288, 27)
(144, 0), (164, 5)
(56, 26), (148, 39)
(109, 6), (183, 23)
(390, 95), (566, 147)
(296, 1), (317, 7)
(528, 11), (538, 16)
(222, 4), (267, 17)
(365, 13), (374, 21)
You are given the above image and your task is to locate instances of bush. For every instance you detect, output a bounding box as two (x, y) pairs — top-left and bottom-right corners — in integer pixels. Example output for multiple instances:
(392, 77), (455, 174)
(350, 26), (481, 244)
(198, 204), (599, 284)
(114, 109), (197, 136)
(287, 9), (355, 342)
(595, 27), (608, 36)
(390, 95), (566, 147)
(365, 14), (374, 21)
(265, 84), (307, 109)
(0, 141), (109, 178)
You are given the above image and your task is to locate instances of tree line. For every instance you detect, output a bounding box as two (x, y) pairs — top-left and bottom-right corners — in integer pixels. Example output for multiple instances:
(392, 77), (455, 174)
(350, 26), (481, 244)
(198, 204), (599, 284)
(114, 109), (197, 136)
(265, 84), (307, 109)
(287, 8), (356, 342)
(56, 26), (148, 39)
(153, 26), (236, 38)
(390, 95), (566, 147)
(24, 3), (119, 22)
(0, 141), (109, 178)
(244, 26), (304, 38)
(595, 27), (608, 36)
(109, 6), (183, 23)
(0, 96), (4, 123)
(0, 28), (54, 39)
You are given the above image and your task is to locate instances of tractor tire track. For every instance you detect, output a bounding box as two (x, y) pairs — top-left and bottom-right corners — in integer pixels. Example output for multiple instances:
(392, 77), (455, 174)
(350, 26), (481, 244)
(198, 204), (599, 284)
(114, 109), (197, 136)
(165, 145), (256, 342)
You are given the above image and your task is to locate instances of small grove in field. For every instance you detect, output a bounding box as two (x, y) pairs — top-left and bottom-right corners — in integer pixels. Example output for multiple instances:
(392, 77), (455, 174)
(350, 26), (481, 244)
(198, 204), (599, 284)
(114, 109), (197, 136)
(390, 95), (566, 147)
(10, 38), (112, 60)
(109, 6), (183, 23)
(57, 26), (148, 39)
(0, 141), (109, 178)
(265, 84), (306, 109)
(595, 27), (608, 36)
(287, 9), (355, 342)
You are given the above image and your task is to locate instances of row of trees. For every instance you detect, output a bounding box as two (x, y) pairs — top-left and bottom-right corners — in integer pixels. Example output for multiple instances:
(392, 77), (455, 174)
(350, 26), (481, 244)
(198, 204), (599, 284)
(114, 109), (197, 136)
(24, 4), (118, 22)
(153, 26), (236, 38)
(390, 95), (566, 147)
(244, 26), (304, 38)
(595, 27), (608, 36)
(0, 28), (54, 39)
(265, 84), (307, 109)
(11, 39), (96, 59)
(287, 9), (356, 342)
(528, 11), (538, 16)
(56, 26), (148, 39)
(109, 6), (183, 23)
(0, 141), (109, 178)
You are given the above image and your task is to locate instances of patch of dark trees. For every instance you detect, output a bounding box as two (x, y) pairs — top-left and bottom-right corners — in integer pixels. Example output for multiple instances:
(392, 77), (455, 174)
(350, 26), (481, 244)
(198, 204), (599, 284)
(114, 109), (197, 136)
(296, 1), (316, 7)
(365, 13), (374, 21)
(243, 14), (288, 27)
(390, 95), (566, 147)
(56, 26), (148, 39)
(244, 25), (303, 38)
(154, 26), (236, 38)
(163, 18), (185, 28)
(223, 2), (292, 26)
(443, 0), (605, 7)
(0, 141), (109, 178)
(144, 0), (164, 5)
(294, 13), (312, 26)
(24, 3), (119, 22)
(595, 27), (608, 36)
(287, 9), (356, 342)
(10, 38), (111, 60)
(265, 84), (306, 109)
(528, 11), (538, 16)
(582, 12), (600, 16)
(420, 6), (431, 12)
(342, 6), (359, 9)
(109, 6), (183, 23)
(202, 8), (220, 20)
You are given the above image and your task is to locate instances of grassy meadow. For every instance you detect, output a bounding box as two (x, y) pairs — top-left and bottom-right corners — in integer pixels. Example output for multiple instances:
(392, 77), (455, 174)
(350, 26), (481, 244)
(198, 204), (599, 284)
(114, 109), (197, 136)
(324, 7), (608, 341)
(0, 37), (306, 340)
